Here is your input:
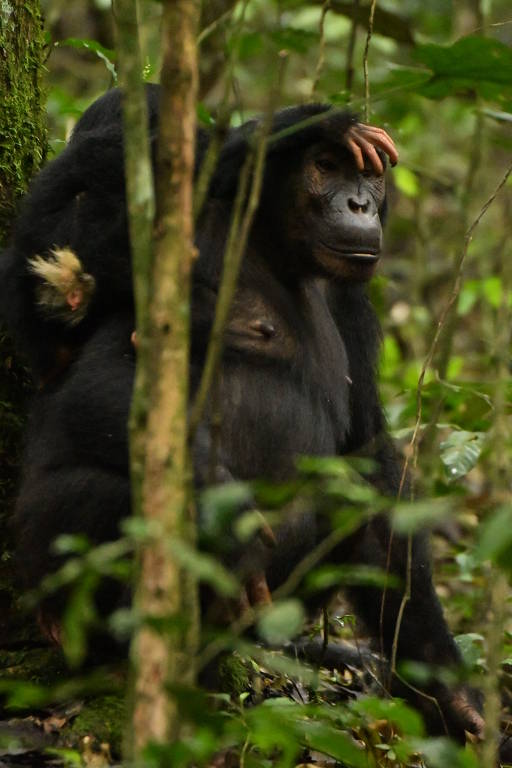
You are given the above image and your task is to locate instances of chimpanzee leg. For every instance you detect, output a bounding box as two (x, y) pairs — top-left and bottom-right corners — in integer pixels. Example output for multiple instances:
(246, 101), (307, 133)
(343, 518), (484, 740)
(15, 466), (131, 622)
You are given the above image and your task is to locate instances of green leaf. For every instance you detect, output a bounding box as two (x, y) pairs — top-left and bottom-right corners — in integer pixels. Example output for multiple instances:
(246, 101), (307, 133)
(440, 430), (485, 481)
(482, 276), (502, 308)
(257, 599), (305, 644)
(62, 571), (99, 667)
(474, 504), (512, 566)
(415, 36), (512, 87)
(307, 564), (399, 591)
(454, 633), (485, 670)
(270, 28), (317, 54)
(394, 166), (420, 198)
(168, 539), (239, 597)
(411, 737), (479, 768)
(57, 37), (117, 81)
(481, 108), (512, 123)
(457, 280), (479, 316)
(302, 721), (367, 767)
(233, 31), (264, 60)
(393, 497), (454, 533)
(350, 695), (424, 736)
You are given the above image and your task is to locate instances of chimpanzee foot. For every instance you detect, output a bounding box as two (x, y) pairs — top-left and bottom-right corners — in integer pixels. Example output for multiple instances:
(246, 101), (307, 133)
(37, 609), (62, 647)
(245, 571), (272, 608)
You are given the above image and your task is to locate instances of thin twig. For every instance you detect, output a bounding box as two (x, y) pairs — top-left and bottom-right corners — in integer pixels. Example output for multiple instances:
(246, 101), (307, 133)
(362, 0), (377, 122)
(399, 162), (512, 498)
(189, 55), (286, 441)
(310, 0), (330, 100)
(345, 0), (359, 97)
(197, 5), (237, 46)
(194, 0), (251, 222)
(188, 146), (253, 441)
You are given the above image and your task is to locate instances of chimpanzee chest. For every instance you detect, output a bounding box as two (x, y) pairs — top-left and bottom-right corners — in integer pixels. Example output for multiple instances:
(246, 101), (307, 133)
(219, 283), (352, 481)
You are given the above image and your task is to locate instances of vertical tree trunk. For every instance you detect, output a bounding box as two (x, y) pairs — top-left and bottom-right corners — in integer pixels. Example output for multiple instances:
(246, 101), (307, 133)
(0, 0), (46, 643)
(130, 0), (201, 754)
(0, 0), (46, 242)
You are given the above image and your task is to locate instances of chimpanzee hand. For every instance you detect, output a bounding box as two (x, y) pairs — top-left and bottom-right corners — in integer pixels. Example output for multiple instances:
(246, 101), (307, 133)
(345, 123), (398, 175)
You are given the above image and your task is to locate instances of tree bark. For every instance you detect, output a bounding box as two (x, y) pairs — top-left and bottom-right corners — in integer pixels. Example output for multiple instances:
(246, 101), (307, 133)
(0, 0), (47, 242)
(0, 0), (46, 644)
(130, 0), (201, 754)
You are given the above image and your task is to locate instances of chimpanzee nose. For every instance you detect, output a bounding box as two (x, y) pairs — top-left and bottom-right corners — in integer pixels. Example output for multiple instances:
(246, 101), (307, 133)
(348, 196), (370, 213)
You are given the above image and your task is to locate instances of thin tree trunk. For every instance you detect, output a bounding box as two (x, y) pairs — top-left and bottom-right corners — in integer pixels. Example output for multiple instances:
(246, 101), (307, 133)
(114, 0), (154, 529)
(130, 0), (201, 754)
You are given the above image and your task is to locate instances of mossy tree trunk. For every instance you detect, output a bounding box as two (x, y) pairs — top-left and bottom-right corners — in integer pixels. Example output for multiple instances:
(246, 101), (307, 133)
(0, 0), (46, 645)
(0, 0), (47, 242)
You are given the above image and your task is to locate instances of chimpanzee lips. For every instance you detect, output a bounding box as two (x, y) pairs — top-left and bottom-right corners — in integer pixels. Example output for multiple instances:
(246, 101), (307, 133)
(320, 241), (381, 262)
(341, 251), (380, 263)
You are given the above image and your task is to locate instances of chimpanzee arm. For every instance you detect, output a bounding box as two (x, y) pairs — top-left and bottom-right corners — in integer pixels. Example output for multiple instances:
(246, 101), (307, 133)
(53, 314), (135, 471)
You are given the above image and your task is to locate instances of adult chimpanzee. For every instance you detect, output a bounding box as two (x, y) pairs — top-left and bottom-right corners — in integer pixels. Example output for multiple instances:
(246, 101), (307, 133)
(1, 87), (488, 749)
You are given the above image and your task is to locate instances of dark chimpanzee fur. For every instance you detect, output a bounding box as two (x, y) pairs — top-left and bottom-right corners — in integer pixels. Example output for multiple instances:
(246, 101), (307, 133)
(1, 86), (488, 746)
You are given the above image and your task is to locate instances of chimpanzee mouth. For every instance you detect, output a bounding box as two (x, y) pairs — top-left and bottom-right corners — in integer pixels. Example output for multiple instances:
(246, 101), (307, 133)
(320, 242), (381, 262)
(341, 251), (380, 262)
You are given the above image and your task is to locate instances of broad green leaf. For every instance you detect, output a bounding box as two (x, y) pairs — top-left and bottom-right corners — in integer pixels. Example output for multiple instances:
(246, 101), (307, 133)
(302, 720), (367, 767)
(270, 28), (317, 54)
(440, 430), (484, 481)
(257, 599), (304, 644)
(411, 737), (479, 768)
(474, 505), (512, 566)
(394, 166), (419, 198)
(62, 571), (99, 666)
(168, 539), (239, 597)
(232, 31), (264, 60)
(481, 108), (512, 123)
(393, 497), (454, 533)
(415, 37), (512, 87)
(457, 280), (479, 316)
(482, 276), (503, 308)
(306, 564), (399, 591)
(454, 633), (485, 670)
(350, 696), (425, 737)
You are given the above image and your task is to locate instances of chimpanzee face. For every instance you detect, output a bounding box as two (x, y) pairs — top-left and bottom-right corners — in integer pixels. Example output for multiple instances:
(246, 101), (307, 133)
(295, 143), (387, 281)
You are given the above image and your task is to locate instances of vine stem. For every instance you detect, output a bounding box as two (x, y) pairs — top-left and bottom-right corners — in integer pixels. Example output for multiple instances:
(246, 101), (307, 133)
(362, 0), (377, 121)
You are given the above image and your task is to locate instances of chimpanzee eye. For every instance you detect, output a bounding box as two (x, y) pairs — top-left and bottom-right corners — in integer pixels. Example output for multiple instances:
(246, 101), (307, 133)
(315, 156), (337, 173)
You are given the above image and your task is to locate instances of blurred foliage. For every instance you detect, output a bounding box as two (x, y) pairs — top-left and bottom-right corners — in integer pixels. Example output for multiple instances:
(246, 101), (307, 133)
(2, 0), (511, 765)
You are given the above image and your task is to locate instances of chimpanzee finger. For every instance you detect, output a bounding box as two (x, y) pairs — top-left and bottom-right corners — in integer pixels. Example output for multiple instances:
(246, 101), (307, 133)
(345, 137), (365, 172)
(246, 572), (272, 607)
(356, 124), (399, 166)
(350, 134), (384, 175)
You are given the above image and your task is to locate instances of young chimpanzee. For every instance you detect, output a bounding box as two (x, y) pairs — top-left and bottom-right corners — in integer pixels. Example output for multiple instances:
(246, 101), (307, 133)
(1, 88), (491, 750)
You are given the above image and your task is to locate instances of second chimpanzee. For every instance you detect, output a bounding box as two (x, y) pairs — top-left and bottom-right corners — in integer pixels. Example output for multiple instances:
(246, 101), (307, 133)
(1, 88), (489, 747)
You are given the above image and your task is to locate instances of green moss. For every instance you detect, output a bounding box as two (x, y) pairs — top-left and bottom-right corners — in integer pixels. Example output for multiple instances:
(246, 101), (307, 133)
(0, 647), (67, 685)
(217, 652), (251, 697)
(0, 0), (47, 243)
(64, 694), (126, 755)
